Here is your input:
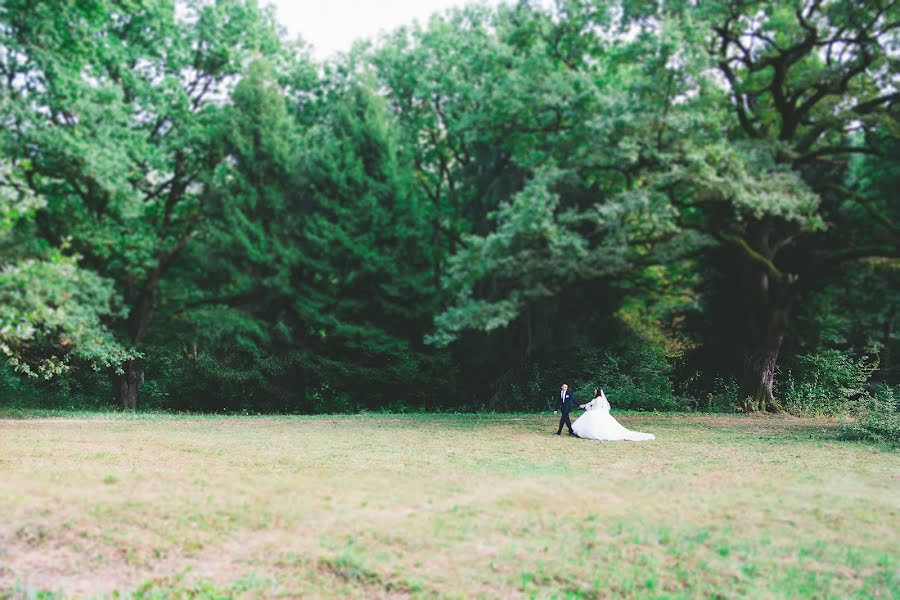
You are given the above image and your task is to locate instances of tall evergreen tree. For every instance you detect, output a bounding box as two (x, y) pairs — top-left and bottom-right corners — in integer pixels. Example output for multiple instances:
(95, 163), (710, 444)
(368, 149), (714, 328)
(165, 56), (308, 411)
(293, 77), (449, 408)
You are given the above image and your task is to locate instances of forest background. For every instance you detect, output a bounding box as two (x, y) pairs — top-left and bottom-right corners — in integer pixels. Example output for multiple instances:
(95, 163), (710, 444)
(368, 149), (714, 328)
(0, 0), (897, 438)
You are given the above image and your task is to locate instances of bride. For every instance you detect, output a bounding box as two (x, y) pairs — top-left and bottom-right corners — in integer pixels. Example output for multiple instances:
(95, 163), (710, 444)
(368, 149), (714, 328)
(571, 388), (655, 441)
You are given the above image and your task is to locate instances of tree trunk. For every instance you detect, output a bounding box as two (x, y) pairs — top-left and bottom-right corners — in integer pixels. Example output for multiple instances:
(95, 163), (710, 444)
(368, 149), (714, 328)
(736, 220), (793, 413)
(117, 275), (157, 410)
(739, 277), (791, 412)
(741, 341), (784, 413)
(120, 359), (138, 410)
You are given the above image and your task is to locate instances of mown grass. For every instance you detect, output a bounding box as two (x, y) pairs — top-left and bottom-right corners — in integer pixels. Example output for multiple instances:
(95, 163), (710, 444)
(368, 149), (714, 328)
(0, 411), (897, 598)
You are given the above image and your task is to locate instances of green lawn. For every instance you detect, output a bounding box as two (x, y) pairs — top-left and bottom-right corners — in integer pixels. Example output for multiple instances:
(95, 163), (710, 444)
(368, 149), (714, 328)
(0, 412), (897, 598)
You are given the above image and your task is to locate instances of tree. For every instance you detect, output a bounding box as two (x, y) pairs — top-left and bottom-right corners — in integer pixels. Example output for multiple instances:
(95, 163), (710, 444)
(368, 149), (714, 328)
(429, 0), (899, 411)
(0, 160), (130, 379)
(672, 0), (898, 410)
(372, 3), (629, 402)
(172, 56), (308, 411)
(0, 0), (281, 407)
(1, 0), (894, 414)
(292, 74), (448, 408)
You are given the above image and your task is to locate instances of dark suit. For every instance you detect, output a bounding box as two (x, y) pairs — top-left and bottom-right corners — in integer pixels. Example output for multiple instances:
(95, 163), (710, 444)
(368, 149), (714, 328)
(556, 389), (576, 434)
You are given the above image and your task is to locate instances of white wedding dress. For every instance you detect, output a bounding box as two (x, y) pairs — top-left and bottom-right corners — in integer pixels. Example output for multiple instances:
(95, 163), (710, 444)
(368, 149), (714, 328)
(571, 390), (655, 441)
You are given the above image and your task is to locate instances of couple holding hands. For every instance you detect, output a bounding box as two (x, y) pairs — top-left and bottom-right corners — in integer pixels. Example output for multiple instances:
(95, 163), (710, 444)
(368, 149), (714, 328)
(556, 384), (655, 441)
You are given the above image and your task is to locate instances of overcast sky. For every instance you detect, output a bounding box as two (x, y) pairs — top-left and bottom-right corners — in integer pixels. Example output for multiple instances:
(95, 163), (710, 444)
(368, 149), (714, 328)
(267, 0), (498, 59)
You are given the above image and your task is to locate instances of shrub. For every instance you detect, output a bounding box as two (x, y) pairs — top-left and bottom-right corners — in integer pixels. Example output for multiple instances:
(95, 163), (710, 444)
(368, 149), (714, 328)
(474, 340), (678, 413)
(484, 379), (528, 412)
(0, 363), (41, 406)
(699, 376), (742, 412)
(841, 386), (900, 446)
(307, 383), (354, 414)
(779, 350), (878, 416)
(572, 346), (677, 411)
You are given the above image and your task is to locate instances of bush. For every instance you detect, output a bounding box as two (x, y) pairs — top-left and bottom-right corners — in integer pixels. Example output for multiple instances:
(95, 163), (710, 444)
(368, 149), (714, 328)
(571, 346), (677, 411)
(0, 362), (116, 411)
(478, 362), (548, 412)
(473, 339), (678, 413)
(692, 376), (742, 412)
(840, 386), (900, 446)
(779, 350), (877, 416)
(307, 382), (354, 414)
(0, 363), (41, 406)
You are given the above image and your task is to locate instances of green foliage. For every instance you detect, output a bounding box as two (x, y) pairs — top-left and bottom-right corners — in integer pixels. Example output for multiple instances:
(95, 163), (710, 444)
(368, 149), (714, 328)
(0, 363), (40, 404)
(431, 168), (586, 346)
(0, 160), (131, 377)
(780, 351), (879, 416)
(841, 386), (900, 446)
(0, 160), (44, 232)
(0, 256), (132, 377)
(571, 345), (677, 412)
(0, 0), (896, 418)
(161, 56), (308, 413)
(305, 383), (355, 415)
(0, 0), (283, 406)
(291, 78), (450, 407)
(473, 331), (677, 413)
(427, 0), (898, 414)
(705, 377), (742, 413)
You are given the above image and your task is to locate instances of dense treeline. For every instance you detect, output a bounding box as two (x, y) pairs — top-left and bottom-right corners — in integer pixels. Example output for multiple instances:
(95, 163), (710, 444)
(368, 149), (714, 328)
(0, 0), (897, 418)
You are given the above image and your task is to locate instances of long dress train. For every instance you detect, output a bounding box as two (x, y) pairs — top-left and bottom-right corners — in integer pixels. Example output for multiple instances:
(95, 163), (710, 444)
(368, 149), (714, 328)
(571, 390), (655, 441)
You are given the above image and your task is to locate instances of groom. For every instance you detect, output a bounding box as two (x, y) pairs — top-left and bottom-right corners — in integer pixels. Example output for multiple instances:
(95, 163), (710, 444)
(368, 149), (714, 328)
(556, 383), (577, 436)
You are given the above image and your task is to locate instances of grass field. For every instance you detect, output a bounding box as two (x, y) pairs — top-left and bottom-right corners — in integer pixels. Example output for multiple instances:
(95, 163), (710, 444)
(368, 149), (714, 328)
(0, 411), (897, 598)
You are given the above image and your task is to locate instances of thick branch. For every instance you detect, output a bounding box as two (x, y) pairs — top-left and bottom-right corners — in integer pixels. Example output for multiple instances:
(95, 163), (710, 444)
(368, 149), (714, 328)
(795, 144), (881, 164)
(826, 184), (899, 234)
(852, 92), (900, 115)
(718, 232), (786, 281)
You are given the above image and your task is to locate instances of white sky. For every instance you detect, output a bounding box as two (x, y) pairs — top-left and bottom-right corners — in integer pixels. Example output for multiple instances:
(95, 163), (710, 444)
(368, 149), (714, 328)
(267, 0), (498, 59)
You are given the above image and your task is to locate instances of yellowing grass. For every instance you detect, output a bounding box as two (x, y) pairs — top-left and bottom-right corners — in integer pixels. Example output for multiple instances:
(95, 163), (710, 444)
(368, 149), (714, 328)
(0, 413), (897, 598)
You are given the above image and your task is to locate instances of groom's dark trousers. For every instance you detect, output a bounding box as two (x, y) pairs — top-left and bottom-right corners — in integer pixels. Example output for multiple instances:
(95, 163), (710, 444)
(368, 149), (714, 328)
(557, 411), (573, 435)
(557, 392), (576, 434)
